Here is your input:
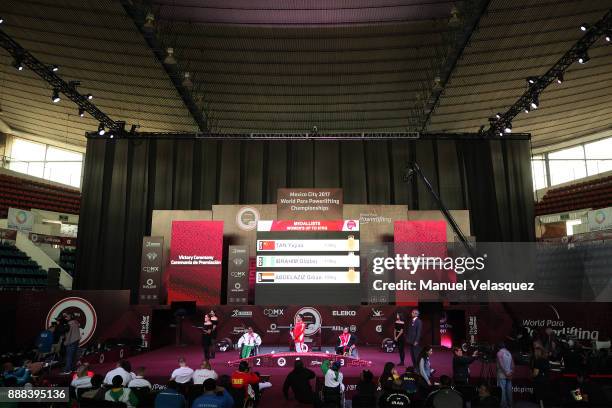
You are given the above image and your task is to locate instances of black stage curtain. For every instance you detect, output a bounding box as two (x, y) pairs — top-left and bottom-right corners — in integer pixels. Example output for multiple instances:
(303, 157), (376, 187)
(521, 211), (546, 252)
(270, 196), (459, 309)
(75, 138), (534, 296)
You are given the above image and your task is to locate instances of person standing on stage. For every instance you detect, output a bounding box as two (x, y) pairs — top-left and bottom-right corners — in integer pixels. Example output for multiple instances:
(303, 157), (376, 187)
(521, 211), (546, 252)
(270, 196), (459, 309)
(292, 314), (306, 353)
(209, 310), (219, 358)
(407, 309), (422, 367)
(201, 314), (214, 360)
(394, 312), (406, 366)
(496, 342), (514, 408)
(237, 327), (262, 359)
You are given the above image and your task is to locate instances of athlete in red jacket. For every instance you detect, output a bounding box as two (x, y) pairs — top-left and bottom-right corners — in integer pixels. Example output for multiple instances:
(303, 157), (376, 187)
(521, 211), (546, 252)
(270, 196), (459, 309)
(292, 314), (306, 353)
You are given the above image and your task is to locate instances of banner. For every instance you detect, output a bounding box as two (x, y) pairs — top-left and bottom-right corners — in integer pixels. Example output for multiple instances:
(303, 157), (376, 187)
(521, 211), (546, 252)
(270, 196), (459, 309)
(587, 207), (612, 232)
(227, 245), (249, 304)
(0, 228), (17, 241)
(139, 237), (164, 305)
(277, 188), (343, 220)
(168, 220), (223, 305)
(7, 207), (34, 232)
(29, 233), (76, 247)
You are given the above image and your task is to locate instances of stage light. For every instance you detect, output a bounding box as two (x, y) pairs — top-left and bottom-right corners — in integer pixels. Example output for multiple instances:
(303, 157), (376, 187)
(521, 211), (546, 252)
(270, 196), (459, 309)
(495, 113), (502, 119)
(524, 105), (531, 113)
(530, 95), (539, 109)
(498, 131), (503, 136)
(0, 17), (4, 24)
(108, 133), (114, 139)
(164, 48), (176, 65)
(605, 30), (611, 42)
(78, 107), (85, 117)
(143, 11), (155, 30)
(580, 23), (588, 32)
(504, 123), (512, 134)
(578, 51), (590, 64)
(526, 77), (538, 85)
(182, 72), (193, 87)
(86, 93), (93, 100)
(556, 73), (564, 84)
(51, 65), (59, 72)
(51, 89), (60, 103)
(13, 57), (23, 71)
(98, 123), (105, 136)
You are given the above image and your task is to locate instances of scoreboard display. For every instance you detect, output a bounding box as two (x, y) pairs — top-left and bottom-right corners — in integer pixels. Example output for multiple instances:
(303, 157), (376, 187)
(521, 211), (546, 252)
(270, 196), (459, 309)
(255, 220), (361, 305)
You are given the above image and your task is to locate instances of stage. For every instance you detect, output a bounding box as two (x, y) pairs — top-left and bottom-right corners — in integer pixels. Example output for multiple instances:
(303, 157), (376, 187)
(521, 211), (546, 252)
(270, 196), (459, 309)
(58, 345), (534, 405)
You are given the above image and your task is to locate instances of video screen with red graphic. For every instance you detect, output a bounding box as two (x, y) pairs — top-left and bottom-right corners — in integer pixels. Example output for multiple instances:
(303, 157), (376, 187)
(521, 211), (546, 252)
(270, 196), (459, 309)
(255, 220), (361, 304)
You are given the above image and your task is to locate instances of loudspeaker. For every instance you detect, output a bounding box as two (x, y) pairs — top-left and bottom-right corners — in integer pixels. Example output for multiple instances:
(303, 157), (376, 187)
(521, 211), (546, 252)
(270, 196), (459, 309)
(47, 268), (60, 287)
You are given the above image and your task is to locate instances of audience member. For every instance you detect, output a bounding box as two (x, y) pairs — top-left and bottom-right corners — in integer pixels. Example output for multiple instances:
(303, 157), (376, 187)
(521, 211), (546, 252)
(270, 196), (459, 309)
(104, 359), (133, 386)
(193, 360), (218, 385)
(128, 366), (152, 389)
(496, 342), (514, 408)
(474, 383), (500, 407)
(452, 346), (478, 385)
(426, 375), (463, 408)
(154, 380), (186, 408)
(104, 374), (139, 408)
(62, 313), (81, 374)
(418, 346), (434, 387)
(2, 362), (31, 386)
(192, 378), (234, 408)
(71, 364), (92, 389)
(532, 346), (550, 405)
(230, 361), (260, 399)
(321, 359), (344, 402)
(36, 325), (55, 359)
(352, 369), (377, 408)
(379, 362), (403, 394)
(400, 367), (419, 395)
(80, 374), (105, 400)
(171, 357), (194, 384)
(283, 359), (317, 404)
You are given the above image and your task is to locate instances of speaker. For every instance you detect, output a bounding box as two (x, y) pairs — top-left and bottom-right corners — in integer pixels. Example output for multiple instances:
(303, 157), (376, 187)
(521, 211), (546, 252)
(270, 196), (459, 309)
(47, 268), (60, 287)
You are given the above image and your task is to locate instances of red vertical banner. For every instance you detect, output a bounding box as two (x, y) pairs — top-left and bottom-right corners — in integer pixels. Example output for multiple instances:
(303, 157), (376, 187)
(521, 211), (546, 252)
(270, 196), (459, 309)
(167, 221), (223, 305)
(394, 220), (447, 305)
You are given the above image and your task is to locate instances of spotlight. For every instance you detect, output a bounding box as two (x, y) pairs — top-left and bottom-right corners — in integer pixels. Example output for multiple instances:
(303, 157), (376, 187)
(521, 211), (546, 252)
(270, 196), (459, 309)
(0, 16), (4, 24)
(78, 107), (85, 117)
(530, 95), (539, 109)
(143, 11), (155, 30)
(182, 72), (193, 87)
(504, 123), (512, 133)
(13, 58), (23, 71)
(605, 30), (611, 42)
(86, 94), (93, 100)
(556, 73), (564, 84)
(524, 105), (531, 113)
(108, 133), (114, 139)
(51, 65), (59, 72)
(579, 23), (588, 32)
(578, 51), (590, 64)
(51, 89), (60, 103)
(98, 123), (105, 136)
(164, 48), (176, 65)
(498, 131), (503, 137)
(495, 112), (502, 119)
(526, 77), (538, 85)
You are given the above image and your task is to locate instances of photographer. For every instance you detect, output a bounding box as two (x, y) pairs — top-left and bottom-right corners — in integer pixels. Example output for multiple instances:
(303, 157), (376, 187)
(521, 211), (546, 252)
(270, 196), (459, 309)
(452, 346), (479, 385)
(192, 378), (234, 408)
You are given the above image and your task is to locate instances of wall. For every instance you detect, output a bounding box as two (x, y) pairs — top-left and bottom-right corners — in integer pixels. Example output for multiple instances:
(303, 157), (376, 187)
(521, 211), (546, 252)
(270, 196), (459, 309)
(76, 137), (534, 297)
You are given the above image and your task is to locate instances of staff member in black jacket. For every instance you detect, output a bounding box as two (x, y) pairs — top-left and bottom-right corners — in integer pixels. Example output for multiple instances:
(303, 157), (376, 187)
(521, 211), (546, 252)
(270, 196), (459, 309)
(407, 309), (422, 367)
(452, 346), (479, 385)
(283, 360), (320, 407)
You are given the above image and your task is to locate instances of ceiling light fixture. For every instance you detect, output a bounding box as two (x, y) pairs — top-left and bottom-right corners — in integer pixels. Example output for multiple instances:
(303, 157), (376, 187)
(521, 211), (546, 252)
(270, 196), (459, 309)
(86, 93), (93, 100)
(580, 23), (589, 32)
(164, 48), (176, 65)
(51, 89), (60, 103)
(98, 123), (105, 136)
(556, 73), (564, 84)
(504, 123), (512, 134)
(530, 95), (539, 109)
(78, 107), (85, 117)
(578, 51), (590, 64)
(182, 72), (193, 87)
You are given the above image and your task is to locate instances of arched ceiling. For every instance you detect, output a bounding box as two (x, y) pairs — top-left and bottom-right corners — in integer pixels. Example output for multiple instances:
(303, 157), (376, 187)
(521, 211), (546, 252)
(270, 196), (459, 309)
(0, 0), (610, 149)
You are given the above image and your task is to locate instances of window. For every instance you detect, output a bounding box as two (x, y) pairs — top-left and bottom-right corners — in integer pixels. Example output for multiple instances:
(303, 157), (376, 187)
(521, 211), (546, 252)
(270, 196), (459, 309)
(548, 145), (586, 186)
(6, 138), (83, 188)
(531, 155), (547, 190)
(584, 138), (612, 176)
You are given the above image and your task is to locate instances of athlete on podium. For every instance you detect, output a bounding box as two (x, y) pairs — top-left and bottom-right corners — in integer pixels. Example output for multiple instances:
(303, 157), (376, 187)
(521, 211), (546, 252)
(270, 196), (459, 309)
(291, 314), (306, 353)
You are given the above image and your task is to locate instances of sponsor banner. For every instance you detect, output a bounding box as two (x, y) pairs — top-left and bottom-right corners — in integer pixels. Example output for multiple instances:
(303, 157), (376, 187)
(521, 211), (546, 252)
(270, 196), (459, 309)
(257, 239), (359, 252)
(227, 245), (249, 304)
(168, 221), (223, 305)
(7, 207), (34, 232)
(256, 270), (360, 284)
(257, 220), (359, 232)
(343, 205), (408, 243)
(277, 188), (343, 220)
(257, 254), (360, 268)
(587, 207), (612, 232)
(362, 244), (393, 304)
(28, 232), (77, 247)
(0, 228), (17, 241)
(139, 236), (164, 305)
